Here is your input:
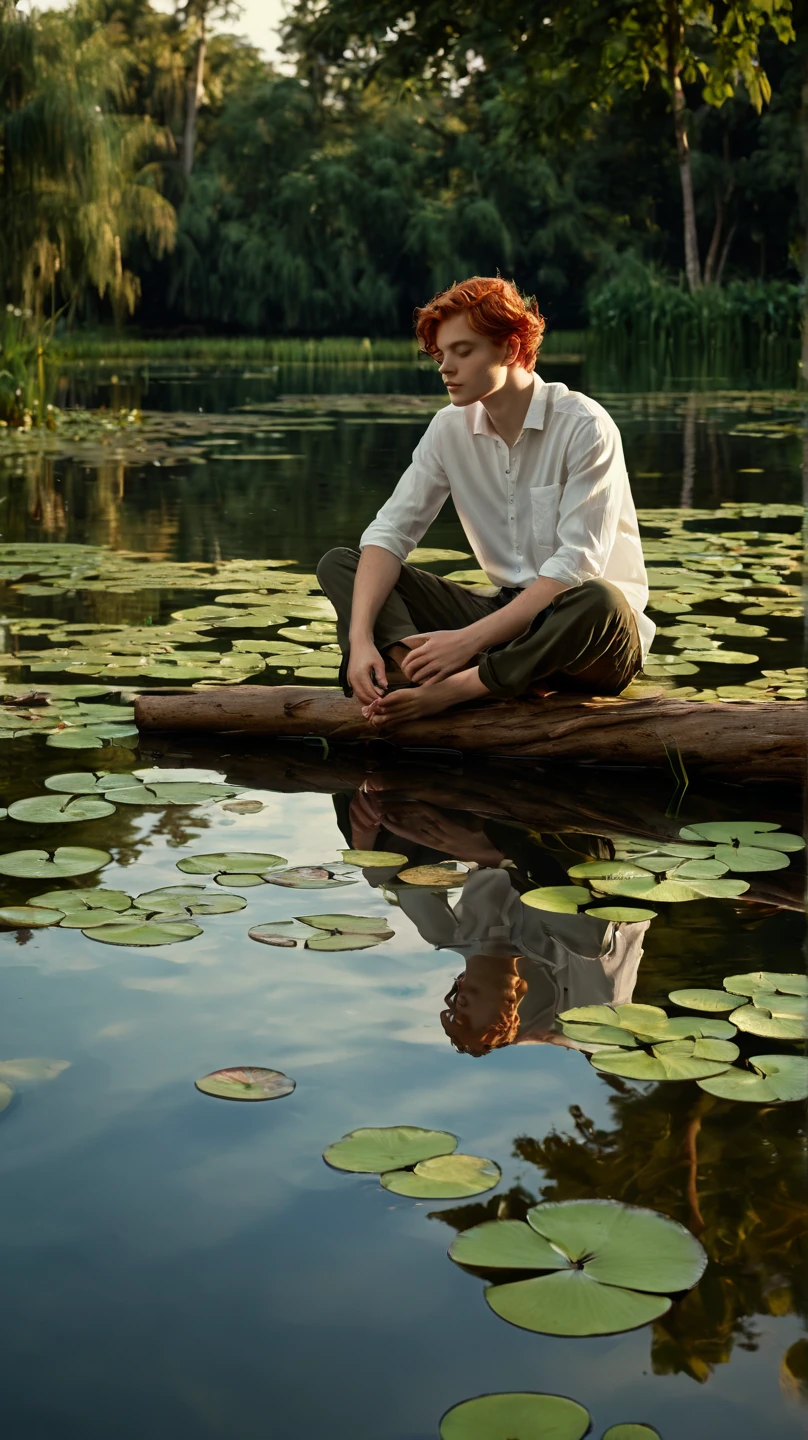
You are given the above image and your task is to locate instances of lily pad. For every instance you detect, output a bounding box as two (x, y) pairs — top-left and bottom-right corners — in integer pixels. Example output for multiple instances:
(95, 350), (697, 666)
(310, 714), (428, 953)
(105, 780), (238, 806)
(730, 1001), (807, 1041)
(438, 1392), (590, 1440)
(602, 1429), (661, 1440)
(248, 921), (319, 947)
(560, 1021), (641, 1047)
(46, 724), (137, 749)
(680, 822), (804, 851)
(711, 844), (790, 872)
(296, 914), (393, 934)
(585, 907), (658, 922)
(723, 971), (808, 997)
(177, 851), (286, 875)
(264, 866), (356, 889)
(221, 799), (265, 814)
(306, 931), (390, 951)
(0, 905), (65, 927)
(567, 862), (653, 880)
(452, 1199), (705, 1336)
(380, 1154), (501, 1198)
(194, 1066), (295, 1101)
(44, 772), (121, 795)
(323, 1125), (457, 1173)
(521, 886), (591, 914)
(591, 876), (749, 903)
(486, 1270), (671, 1336)
(83, 918), (202, 946)
(31, 887), (131, 914)
(132, 886), (247, 915)
(340, 849), (408, 867)
(396, 864), (468, 888)
(8, 794), (116, 824)
(0, 846), (111, 878)
(668, 988), (744, 1012)
(697, 1053), (808, 1103)
(591, 1048), (732, 1082)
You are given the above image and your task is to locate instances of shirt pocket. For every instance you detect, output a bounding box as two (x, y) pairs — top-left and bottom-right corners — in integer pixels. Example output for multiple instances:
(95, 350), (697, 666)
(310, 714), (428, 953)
(529, 482), (561, 559)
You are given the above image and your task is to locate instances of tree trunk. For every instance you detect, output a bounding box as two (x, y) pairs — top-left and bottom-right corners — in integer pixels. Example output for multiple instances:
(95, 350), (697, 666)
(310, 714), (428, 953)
(134, 685), (807, 781)
(672, 73), (701, 291)
(182, 20), (207, 178)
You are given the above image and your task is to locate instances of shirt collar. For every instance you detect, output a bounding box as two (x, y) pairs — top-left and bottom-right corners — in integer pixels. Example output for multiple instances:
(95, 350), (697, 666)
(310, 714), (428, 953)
(467, 371), (548, 437)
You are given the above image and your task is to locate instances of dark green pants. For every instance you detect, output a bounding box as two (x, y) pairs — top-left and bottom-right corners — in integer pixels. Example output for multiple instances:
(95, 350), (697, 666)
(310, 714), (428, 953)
(316, 547), (642, 699)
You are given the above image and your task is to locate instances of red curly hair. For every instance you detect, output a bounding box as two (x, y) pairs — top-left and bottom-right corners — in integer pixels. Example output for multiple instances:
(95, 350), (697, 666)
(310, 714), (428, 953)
(414, 276), (545, 373)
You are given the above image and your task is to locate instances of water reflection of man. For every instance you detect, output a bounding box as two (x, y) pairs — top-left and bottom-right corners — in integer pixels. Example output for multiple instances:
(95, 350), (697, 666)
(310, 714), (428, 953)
(336, 789), (648, 1057)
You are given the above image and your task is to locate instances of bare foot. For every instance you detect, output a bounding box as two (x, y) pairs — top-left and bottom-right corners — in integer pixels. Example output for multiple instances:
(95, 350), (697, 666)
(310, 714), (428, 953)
(362, 667), (489, 729)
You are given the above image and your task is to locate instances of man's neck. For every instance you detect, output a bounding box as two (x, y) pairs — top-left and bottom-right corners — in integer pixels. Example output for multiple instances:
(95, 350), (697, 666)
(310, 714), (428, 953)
(480, 369), (535, 448)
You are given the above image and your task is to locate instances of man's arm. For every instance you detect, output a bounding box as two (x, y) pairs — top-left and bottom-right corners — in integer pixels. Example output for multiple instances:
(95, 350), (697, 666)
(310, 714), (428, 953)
(347, 545), (403, 704)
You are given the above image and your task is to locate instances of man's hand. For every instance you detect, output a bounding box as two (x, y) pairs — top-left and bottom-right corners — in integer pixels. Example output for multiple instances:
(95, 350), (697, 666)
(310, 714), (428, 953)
(400, 628), (479, 685)
(347, 639), (388, 705)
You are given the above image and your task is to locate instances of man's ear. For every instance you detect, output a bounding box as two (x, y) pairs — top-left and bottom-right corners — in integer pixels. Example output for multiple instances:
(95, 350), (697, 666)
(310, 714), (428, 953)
(504, 334), (521, 366)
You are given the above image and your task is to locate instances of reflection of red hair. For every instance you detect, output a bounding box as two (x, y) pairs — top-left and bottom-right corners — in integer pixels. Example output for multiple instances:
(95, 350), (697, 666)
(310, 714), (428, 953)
(415, 277), (545, 373)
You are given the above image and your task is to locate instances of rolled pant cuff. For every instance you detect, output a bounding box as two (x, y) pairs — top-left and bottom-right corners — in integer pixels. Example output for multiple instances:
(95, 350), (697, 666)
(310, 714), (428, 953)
(477, 654), (522, 700)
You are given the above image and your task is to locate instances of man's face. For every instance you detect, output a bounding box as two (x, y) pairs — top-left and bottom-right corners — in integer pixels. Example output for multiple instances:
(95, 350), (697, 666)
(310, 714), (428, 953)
(434, 313), (515, 406)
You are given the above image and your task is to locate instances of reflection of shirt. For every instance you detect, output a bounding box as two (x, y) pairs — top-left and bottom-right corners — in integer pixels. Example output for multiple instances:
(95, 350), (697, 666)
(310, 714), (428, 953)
(358, 371), (654, 659)
(395, 867), (648, 1044)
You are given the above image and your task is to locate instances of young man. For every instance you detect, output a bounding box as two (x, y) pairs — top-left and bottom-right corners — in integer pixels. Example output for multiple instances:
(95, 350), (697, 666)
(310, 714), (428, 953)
(316, 276), (654, 728)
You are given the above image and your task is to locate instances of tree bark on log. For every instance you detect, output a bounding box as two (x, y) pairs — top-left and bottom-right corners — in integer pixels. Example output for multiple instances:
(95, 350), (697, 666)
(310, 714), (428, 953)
(134, 685), (807, 782)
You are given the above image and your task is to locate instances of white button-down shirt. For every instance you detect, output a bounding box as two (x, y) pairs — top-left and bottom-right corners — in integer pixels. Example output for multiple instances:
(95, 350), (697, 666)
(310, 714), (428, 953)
(360, 372), (655, 658)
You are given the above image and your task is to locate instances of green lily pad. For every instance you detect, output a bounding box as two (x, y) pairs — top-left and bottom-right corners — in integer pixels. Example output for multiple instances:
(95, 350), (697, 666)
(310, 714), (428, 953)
(296, 914), (392, 934)
(591, 1047), (732, 1082)
(438, 1392), (590, 1440)
(0, 1057), (69, 1083)
(306, 932), (389, 951)
(731, 1002), (807, 1041)
(396, 864), (468, 888)
(380, 1154), (501, 1199)
(46, 724), (137, 749)
(8, 794), (116, 824)
(340, 849), (408, 867)
(0, 846), (111, 878)
(585, 907), (658, 922)
(44, 772), (120, 794)
(668, 987), (743, 1012)
(602, 1428), (661, 1440)
(723, 971), (808, 997)
(652, 1038), (739, 1062)
(560, 1022), (641, 1047)
(450, 1220), (572, 1272)
(215, 873), (266, 887)
(559, 1003), (664, 1030)
(526, 1199), (706, 1292)
(83, 918), (202, 946)
(31, 887), (131, 914)
(132, 886), (247, 915)
(671, 859), (729, 878)
(521, 886), (591, 914)
(177, 851), (286, 875)
(194, 1066), (295, 1101)
(248, 920), (320, 947)
(591, 876), (749, 903)
(712, 844), (790, 872)
(105, 780), (238, 806)
(567, 862), (653, 880)
(0, 905), (65, 927)
(486, 1270), (671, 1336)
(265, 866), (357, 889)
(680, 822), (804, 851)
(323, 1125), (457, 1173)
(698, 1053), (808, 1103)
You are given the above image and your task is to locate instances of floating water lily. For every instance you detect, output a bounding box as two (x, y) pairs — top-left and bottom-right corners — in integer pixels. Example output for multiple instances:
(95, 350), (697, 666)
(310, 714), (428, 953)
(0, 905), (65, 927)
(698, 1053), (808, 1103)
(177, 851), (287, 881)
(194, 1067), (295, 1101)
(379, 1153), (501, 1199)
(0, 846), (111, 879)
(8, 794), (117, 824)
(323, 1125), (457, 1173)
(396, 863), (469, 889)
(449, 1199), (706, 1337)
(264, 865), (358, 890)
(438, 1393), (661, 1440)
(249, 914), (393, 950)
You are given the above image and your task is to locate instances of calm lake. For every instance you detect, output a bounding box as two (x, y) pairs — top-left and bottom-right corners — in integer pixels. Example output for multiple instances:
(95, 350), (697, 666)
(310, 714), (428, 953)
(0, 356), (804, 1440)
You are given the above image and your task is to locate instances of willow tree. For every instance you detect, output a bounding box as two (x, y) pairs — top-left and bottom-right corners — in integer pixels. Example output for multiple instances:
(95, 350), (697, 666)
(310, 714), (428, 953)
(0, 0), (176, 320)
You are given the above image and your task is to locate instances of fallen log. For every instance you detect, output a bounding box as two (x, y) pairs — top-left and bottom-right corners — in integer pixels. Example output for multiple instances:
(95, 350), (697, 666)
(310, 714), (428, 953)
(134, 684), (807, 782)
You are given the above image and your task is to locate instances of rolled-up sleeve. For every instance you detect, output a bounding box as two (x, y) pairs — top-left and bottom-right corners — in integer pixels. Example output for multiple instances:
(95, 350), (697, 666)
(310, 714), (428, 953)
(539, 416), (625, 588)
(359, 416), (450, 561)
